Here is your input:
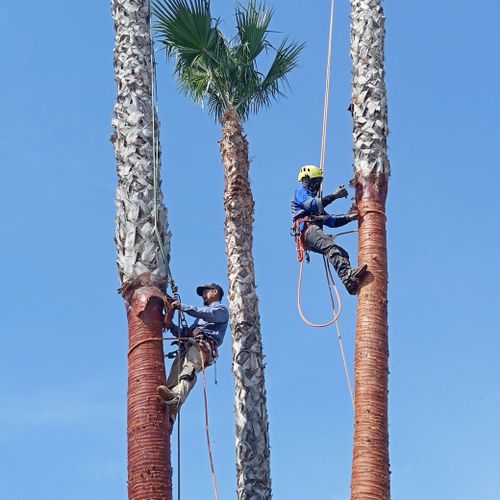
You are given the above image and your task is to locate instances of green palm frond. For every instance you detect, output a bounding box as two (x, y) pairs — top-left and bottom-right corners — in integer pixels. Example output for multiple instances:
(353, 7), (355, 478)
(153, 0), (214, 60)
(248, 38), (305, 115)
(234, 1), (273, 63)
(153, 0), (304, 122)
(153, 0), (229, 106)
(206, 92), (228, 122)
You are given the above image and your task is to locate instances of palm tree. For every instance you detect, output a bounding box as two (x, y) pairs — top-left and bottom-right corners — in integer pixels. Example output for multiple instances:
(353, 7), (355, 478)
(349, 1), (390, 499)
(111, 0), (173, 498)
(153, 1), (303, 497)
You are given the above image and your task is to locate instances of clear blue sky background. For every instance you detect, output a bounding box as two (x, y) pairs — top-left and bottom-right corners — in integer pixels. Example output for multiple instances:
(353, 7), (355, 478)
(1, 0), (499, 499)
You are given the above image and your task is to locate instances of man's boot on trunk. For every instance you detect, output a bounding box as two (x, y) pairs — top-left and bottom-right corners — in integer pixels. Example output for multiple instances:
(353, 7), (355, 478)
(327, 251), (367, 295)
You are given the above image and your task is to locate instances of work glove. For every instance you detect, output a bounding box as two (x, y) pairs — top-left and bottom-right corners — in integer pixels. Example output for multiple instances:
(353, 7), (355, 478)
(309, 214), (332, 224)
(191, 327), (205, 341)
(321, 185), (348, 207)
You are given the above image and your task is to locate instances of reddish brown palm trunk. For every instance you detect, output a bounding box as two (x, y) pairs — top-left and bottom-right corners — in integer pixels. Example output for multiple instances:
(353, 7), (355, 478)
(125, 276), (172, 500)
(351, 177), (389, 499)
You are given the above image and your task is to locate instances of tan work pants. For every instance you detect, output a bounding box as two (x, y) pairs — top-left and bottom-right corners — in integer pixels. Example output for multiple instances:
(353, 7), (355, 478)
(167, 340), (213, 408)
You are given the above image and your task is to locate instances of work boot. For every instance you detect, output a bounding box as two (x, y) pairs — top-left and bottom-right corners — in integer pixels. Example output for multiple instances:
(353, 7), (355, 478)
(350, 263), (368, 281)
(344, 277), (359, 295)
(157, 385), (177, 402)
(157, 385), (180, 421)
(344, 263), (368, 295)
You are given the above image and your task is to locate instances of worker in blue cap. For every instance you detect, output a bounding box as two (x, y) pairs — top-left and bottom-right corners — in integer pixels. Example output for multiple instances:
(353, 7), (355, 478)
(157, 283), (229, 422)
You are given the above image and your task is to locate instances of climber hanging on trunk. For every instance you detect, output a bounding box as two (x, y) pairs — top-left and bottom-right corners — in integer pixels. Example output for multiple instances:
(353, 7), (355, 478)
(291, 165), (367, 295)
(157, 283), (229, 423)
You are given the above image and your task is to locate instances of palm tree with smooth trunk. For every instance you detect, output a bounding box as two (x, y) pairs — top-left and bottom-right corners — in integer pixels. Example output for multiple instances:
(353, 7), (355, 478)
(349, 1), (390, 499)
(111, 0), (174, 498)
(153, 1), (303, 497)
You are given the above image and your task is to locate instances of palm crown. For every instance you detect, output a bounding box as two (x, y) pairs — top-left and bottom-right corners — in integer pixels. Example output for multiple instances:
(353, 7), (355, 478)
(153, 0), (304, 122)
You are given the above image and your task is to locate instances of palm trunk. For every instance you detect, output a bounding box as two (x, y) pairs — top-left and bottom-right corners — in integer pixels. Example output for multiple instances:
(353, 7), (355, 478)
(220, 107), (272, 500)
(349, 1), (390, 499)
(125, 277), (172, 500)
(111, 0), (173, 498)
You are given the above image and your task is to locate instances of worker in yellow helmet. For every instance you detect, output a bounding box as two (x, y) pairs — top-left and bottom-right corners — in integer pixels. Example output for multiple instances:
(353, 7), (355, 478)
(291, 165), (367, 294)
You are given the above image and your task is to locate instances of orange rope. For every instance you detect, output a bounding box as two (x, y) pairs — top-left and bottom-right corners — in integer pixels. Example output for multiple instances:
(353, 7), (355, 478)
(127, 336), (178, 356)
(358, 206), (387, 220)
(297, 257), (342, 328)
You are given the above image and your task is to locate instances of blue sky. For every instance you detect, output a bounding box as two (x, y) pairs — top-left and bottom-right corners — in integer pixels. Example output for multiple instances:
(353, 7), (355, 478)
(1, 0), (499, 499)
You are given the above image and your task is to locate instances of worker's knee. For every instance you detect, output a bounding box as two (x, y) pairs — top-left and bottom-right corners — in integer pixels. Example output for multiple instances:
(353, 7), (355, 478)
(179, 365), (196, 382)
(327, 244), (349, 261)
(185, 344), (203, 364)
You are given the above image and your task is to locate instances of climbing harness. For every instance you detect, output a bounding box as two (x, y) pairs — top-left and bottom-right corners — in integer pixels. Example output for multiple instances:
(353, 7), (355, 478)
(294, 0), (355, 406)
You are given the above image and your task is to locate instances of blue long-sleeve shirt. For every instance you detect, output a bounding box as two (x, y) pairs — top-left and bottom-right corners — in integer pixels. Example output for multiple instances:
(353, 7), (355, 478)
(291, 186), (350, 231)
(171, 301), (229, 347)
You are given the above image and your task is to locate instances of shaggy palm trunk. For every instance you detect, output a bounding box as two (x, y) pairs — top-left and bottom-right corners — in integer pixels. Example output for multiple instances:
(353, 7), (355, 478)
(111, 0), (173, 498)
(220, 107), (272, 500)
(349, 1), (390, 499)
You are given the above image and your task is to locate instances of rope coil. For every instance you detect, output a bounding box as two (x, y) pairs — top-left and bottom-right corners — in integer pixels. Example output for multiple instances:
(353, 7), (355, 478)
(358, 207), (387, 220)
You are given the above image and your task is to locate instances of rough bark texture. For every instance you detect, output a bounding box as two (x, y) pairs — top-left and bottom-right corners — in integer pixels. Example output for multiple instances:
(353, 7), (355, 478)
(126, 278), (172, 500)
(111, 0), (171, 287)
(111, 1), (173, 498)
(350, 1), (390, 499)
(350, 0), (390, 179)
(220, 107), (272, 500)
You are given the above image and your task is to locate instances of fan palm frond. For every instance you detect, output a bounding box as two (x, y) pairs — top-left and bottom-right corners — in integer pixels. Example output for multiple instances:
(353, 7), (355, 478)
(248, 38), (304, 115)
(234, 1), (274, 64)
(154, 0), (304, 122)
(153, 0), (230, 107)
(153, 0), (221, 64)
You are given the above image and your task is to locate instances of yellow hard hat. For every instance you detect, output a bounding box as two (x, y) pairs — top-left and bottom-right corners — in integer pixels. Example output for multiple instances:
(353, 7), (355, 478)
(298, 165), (323, 182)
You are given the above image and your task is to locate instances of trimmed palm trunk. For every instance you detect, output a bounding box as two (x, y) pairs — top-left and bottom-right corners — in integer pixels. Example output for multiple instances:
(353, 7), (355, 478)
(349, 1), (390, 499)
(111, 0), (173, 498)
(220, 107), (271, 499)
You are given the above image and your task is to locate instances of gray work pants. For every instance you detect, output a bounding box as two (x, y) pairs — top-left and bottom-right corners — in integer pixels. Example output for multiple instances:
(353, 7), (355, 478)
(303, 224), (352, 281)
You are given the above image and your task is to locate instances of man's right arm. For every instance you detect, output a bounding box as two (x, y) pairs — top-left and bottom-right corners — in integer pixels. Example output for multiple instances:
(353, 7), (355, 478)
(179, 303), (228, 323)
(320, 186), (348, 208)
